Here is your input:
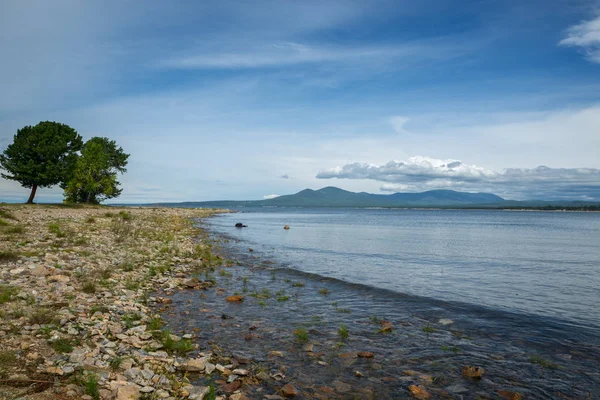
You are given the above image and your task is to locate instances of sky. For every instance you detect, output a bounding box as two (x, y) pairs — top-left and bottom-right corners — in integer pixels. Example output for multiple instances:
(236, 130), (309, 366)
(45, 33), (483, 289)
(1, 0), (600, 203)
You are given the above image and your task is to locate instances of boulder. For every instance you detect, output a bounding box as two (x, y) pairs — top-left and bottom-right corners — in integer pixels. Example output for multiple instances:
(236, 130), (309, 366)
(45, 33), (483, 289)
(280, 383), (298, 397)
(235, 223), (247, 228)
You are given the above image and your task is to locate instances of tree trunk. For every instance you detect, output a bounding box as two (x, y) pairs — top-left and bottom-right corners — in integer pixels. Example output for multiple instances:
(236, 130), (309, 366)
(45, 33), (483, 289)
(27, 184), (38, 204)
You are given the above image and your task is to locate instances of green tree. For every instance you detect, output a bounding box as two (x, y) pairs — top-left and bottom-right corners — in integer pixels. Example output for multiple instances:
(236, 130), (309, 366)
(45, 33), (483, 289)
(0, 121), (83, 203)
(64, 137), (129, 204)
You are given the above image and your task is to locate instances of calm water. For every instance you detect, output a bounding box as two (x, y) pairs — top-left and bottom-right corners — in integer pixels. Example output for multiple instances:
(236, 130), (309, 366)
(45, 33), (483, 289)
(206, 208), (600, 331)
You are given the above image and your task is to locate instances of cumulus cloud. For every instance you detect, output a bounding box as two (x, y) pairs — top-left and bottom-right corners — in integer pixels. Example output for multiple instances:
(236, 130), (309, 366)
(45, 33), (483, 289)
(263, 194), (280, 199)
(559, 15), (600, 63)
(316, 156), (600, 201)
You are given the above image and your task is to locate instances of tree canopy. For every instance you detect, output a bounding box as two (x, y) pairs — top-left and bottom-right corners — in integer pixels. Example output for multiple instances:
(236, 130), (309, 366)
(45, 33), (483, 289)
(0, 121), (83, 203)
(64, 137), (129, 204)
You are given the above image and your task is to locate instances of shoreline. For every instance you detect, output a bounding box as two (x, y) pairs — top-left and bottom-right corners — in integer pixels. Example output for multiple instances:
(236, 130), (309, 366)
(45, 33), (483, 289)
(0, 204), (233, 400)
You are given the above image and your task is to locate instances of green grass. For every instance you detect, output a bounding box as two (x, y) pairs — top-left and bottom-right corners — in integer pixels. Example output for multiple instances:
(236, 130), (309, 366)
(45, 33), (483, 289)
(83, 374), (100, 400)
(109, 357), (123, 372)
(160, 329), (193, 355)
(122, 312), (142, 329)
(89, 305), (110, 314)
(277, 294), (290, 302)
(48, 222), (67, 238)
(85, 217), (96, 223)
(124, 279), (140, 291)
(338, 324), (349, 340)
(118, 211), (133, 221)
(49, 338), (74, 353)
(292, 282), (305, 288)
(293, 328), (309, 343)
(0, 209), (17, 220)
(422, 324), (437, 333)
(4, 226), (25, 235)
(29, 309), (56, 325)
(0, 285), (19, 304)
(147, 316), (164, 332)
(82, 281), (97, 294)
(0, 219), (9, 227)
(318, 288), (330, 295)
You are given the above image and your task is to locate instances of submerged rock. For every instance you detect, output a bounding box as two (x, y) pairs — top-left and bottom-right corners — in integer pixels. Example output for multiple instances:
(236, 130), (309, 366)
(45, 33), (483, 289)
(280, 383), (298, 397)
(235, 223), (247, 228)
(462, 365), (485, 379)
(408, 384), (430, 399)
(226, 295), (244, 302)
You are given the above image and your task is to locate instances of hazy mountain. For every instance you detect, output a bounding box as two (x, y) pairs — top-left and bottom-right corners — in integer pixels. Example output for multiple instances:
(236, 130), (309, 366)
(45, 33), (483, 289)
(157, 187), (509, 208)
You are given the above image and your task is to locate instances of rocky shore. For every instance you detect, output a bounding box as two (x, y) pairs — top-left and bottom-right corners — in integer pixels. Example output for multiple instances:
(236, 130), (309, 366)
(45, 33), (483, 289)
(0, 204), (245, 400)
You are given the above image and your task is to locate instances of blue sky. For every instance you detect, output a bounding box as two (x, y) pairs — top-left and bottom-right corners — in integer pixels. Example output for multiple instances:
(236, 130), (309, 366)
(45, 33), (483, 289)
(1, 0), (600, 202)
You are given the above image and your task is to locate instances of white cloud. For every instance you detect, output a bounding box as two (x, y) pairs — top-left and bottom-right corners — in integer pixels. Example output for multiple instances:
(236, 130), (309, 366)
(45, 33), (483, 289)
(263, 194), (280, 199)
(559, 14), (600, 63)
(317, 156), (600, 200)
(389, 116), (410, 134)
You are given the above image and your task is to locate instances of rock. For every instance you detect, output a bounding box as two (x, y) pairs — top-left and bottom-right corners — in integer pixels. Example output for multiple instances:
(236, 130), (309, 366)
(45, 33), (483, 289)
(438, 318), (453, 325)
(205, 362), (215, 374)
(280, 383), (298, 397)
(338, 352), (356, 359)
(498, 390), (522, 400)
(235, 223), (247, 228)
(187, 385), (210, 400)
(32, 265), (52, 276)
(283, 225), (290, 230)
(46, 366), (64, 375)
(357, 351), (375, 358)
(224, 380), (241, 393)
(183, 278), (200, 288)
(268, 351), (284, 357)
(226, 295), (244, 302)
(332, 380), (351, 393)
(302, 343), (313, 352)
(229, 393), (249, 400)
(461, 365), (485, 379)
(10, 268), (25, 275)
(355, 371), (363, 377)
(232, 368), (249, 376)
(408, 385), (430, 399)
(116, 384), (140, 400)
(380, 320), (393, 332)
(182, 358), (206, 372)
(124, 367), (141, 380)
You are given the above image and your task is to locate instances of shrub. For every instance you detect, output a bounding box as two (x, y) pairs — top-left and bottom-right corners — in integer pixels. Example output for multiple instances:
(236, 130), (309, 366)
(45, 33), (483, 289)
(338, 324), (349, 340)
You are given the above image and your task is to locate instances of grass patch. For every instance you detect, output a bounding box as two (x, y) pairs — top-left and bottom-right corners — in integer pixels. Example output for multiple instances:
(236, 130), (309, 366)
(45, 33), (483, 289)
(293, 328), (309, 343)
(118, 211), (133, 221)
(48, 222), (67, 238)
(85, 216), (96, 223)
(124, 279), (140, 291)
(83, 373), (100, 400)
(49, 338), (74, 353)
(0, 209), (17, 220)
(0, 285), (19, 304)
(318, 288), (330, 296)
(111, 219), (137, 242)
(109, 357), (124, 372)
(81, 280), (97, 294)
(147, 316), (164, 332)
(122, 312), (142, 329)
(160, 329), (193, 355)
(338, 324), (349, 341)
(292, 282), (305, 288)
(29, 309), (56, 325)
(89, 305), (110, 314)
(4, 226), (25, 235)
(422, 324), (437, 334)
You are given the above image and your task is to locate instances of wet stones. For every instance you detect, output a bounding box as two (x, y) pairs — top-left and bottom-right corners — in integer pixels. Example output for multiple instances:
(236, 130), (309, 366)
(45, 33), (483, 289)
(408, 384), (431, 399)
(498, 390), (522, 400)
(226, 295), (244, 302)
(462, 365), (485, 379)
(357, 351), (375, 358)
(380, 320), (393, 332)
(280, 383), (298, 397)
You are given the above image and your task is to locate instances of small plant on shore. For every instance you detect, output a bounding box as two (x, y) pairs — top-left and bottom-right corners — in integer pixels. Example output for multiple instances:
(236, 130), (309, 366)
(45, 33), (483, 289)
(422, 324), (437, 334)
(338, 324), (349, 341)
(0, 350), (17, 378)
(89, 305), (110, 314)
(109, 357), (124, 372)
(122, 312), (142, 328)
(29, 309), (56, 325)
(118, 211), (133, 221)
(219, 269), (232, 277)
(0, 219), (9, 227)
(120, 260), (135, 272)
(82, 280), (97, 294)
(0, 285), (19, 303)
(83, 373), (100, 400)
(160, 329), (193, 355)
(292, 282), (305, 288)
(147, 316), (164, 333)
(49, 338), (75, 353)
(48, 222), (67, 238)
(294, 328), (309, 343)
(4, 225), (25, 235)
(125, 279), (140, 291)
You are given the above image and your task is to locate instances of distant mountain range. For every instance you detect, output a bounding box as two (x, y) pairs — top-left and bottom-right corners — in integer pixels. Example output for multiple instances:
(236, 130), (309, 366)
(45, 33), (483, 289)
(150, 187), (600, 209)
